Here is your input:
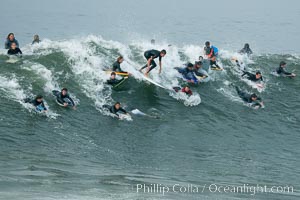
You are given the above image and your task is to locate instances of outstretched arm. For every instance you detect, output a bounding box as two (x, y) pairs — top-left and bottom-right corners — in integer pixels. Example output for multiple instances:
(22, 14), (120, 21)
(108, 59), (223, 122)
(241, 71), (251, 77)
(67, 95), (76, 108)
(120, 108), (127, 114)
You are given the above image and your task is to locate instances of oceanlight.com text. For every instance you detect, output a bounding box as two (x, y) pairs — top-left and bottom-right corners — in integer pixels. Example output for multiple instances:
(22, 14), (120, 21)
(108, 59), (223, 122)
(135, 183), (294, 196)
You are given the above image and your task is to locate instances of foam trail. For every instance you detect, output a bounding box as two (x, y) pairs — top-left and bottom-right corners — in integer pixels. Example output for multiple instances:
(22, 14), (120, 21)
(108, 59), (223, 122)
(0, 75), (59, 119)
(21, 62), (58, 92)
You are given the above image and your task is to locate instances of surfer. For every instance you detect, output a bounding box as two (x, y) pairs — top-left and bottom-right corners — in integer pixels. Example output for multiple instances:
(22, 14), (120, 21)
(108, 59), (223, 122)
(235, 86), (264, 108)
(239, 43), (253, 55)
(204, 41), (218, 58)
(32, 35), (41, 45)
(175, 63), (198, 84)
(203, 41), (221, 69)
(274, 61), (296, 77)
(5, 33), (19, 49)
(139, 49), (167, 76)
(198, 56), (204, 62)
(193, 61), (210, 82)
(107, 72), (128, 86)
(103, 102), (129, 118)
(24, 95), (47, 112)
(173, 86), (193, 96)
(7, 42), (22, 56)
(53, 88), (76, 109)
(242, 71), (263, 82)
(112, 56), (128, 73)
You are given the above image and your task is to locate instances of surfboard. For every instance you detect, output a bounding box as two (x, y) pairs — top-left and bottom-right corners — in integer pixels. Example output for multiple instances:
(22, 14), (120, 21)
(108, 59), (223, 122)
(131, 109), (147, 116)
(139, 73), (167, 89)
(211, 67), (224, 71)
(202, 59), (223, 71)
(6, 56), (20, 63)
(202, 59), (210, 72)
(105, 70), (129, 76)
(196, 75), (206, 81)
(112, 77), (128, 89)
(52, 90), (74, 107)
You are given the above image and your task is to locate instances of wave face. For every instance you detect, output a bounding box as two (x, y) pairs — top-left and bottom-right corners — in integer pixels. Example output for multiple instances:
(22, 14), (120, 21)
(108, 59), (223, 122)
(0, 36), (299, 200)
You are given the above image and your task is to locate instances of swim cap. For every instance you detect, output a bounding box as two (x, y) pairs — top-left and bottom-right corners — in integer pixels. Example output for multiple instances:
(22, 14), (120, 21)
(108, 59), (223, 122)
(256, 71), (261, 75)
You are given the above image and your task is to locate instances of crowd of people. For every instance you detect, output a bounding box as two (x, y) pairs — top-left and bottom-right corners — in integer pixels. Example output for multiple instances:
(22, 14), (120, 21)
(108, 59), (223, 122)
(5, 33), (41, 56)
(107, 40), (296, 111)
(4, 33), (297, 117)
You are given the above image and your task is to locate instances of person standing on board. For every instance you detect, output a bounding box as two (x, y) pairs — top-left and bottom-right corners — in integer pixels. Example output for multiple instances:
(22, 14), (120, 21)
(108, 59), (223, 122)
(139, 49), (166, 77)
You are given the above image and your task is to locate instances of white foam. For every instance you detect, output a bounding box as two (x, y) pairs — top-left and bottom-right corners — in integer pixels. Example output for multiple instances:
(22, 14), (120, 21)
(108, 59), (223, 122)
(0, 75), (59, 119)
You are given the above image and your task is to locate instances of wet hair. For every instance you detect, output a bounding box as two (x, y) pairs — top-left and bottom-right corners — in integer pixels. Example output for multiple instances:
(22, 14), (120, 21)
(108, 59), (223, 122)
(187, 63), (193, 68)
(111, 72), (116, 76)
(117, 56), (123, 62)
(280, 61), (286, 67)
(7, 33), (14, 40)
(61, 88), (68, 92)
(244, 43), (250, 48)
(10, 42), (17, 46)
(160, 49), (167, 54)
(33, 34), (39, 40)
(114, 102), (121, 106)
(199, 56), (203, 60)
(205, 41), (210, 46)
(35, 95), (43, 100)
(251, 94), (258, 98)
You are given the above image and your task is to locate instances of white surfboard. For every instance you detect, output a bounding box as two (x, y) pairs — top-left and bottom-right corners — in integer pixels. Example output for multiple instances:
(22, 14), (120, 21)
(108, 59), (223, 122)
(6, 56), (20, 63)
(139, 73), (167, 89)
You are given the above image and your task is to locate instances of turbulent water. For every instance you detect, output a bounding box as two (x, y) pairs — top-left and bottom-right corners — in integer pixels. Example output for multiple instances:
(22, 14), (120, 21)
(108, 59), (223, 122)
(1, 0), (300, 200)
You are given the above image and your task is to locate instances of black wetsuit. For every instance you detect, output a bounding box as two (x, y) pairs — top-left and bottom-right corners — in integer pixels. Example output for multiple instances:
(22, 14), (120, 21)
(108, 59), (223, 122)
(140, 50), (162, 72)
(276, 66), (292, 76)
(239, 47), (253, 55)
(236, 87), (262, 106)
(25, 99), (47, 111)
(7, 48), (22, 55)
(56, 92), (75, 106)
(210, 60), (221, 69)
(107, 77), (124, 86)
(103, 105), (127, 117)
(112, 61), (126, 73)
(242, 71), (263, 82)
